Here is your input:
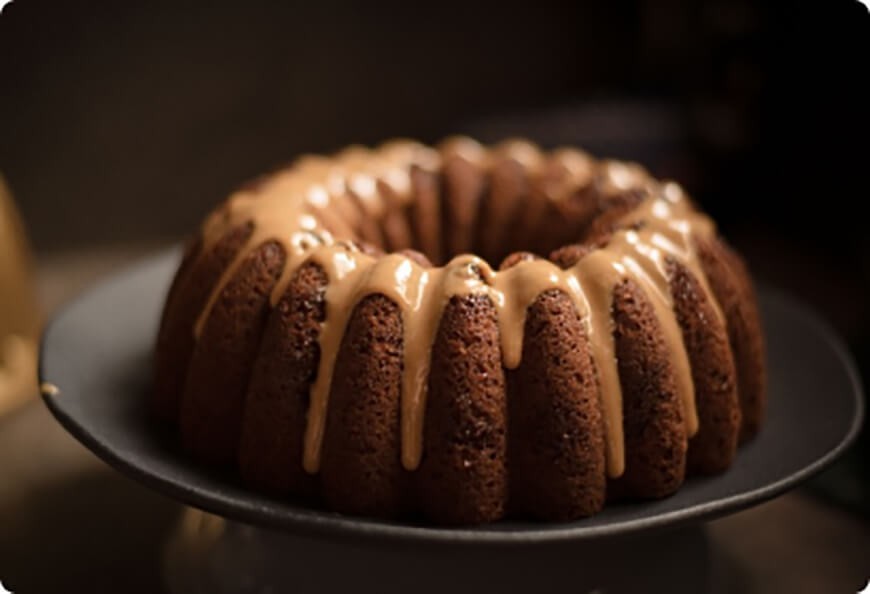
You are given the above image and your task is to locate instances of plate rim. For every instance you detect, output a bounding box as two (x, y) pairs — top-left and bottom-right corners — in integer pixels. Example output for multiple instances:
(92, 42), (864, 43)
(39, 251), (866, 546)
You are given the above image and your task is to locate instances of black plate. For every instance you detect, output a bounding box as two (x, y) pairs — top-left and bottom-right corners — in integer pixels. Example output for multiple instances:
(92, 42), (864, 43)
(39, 249), (864, 545)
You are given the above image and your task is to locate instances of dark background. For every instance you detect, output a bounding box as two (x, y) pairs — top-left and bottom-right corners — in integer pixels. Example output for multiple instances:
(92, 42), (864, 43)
(2, 0), (868, 520)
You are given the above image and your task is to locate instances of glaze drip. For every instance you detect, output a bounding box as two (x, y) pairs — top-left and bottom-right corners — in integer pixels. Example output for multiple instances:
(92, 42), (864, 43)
(192, 138), (717, 478)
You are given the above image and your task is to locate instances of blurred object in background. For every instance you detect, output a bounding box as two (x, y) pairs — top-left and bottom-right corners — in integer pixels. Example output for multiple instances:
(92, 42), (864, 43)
(0, 175), (40, 417)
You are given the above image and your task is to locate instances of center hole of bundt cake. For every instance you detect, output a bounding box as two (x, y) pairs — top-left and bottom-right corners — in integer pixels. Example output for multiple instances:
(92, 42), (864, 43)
(348, 161), (610, 269)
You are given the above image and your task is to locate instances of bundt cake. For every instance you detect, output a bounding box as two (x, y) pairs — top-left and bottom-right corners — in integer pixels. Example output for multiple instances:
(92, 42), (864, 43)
(153, 137), (765, 525)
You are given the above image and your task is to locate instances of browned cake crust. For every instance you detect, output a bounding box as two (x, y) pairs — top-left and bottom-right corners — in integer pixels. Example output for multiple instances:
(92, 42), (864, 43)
(608, 279), (687, 499)
(442, 155), (487, 259)
(179, 241), (285, 463)
(475, 157), (526, 264)
(722, 243), (766, 440)
(582, 188), (647, 242)
(510, 165), (553, 257)
(153, 223), (252, 421)
(695, 236), (766, 441)
(159, 237), (201, 334)
(377, 181), (414, 253)
(408, 166), (443, 264)
(667, 258), (741, 474)
(154, 138), (767, 526)
(320, 294), (407, 517)
(238, 261), (327, 497)
(507, 288), (606, 520)
(152, 238), (201, 419)
(542, 182), (598, 254)
(416, 295), (508, 525)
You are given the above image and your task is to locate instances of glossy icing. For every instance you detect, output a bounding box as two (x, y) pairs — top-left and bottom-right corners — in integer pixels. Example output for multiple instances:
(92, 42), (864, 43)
(191, 138), (718, 478)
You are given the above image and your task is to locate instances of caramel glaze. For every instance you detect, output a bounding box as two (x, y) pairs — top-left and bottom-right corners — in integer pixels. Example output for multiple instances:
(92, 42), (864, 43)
(190, 137), (724, 479)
